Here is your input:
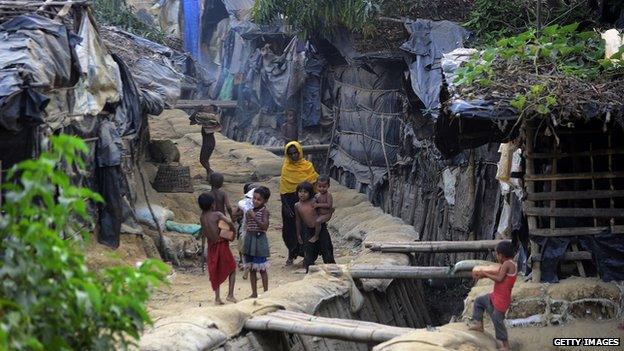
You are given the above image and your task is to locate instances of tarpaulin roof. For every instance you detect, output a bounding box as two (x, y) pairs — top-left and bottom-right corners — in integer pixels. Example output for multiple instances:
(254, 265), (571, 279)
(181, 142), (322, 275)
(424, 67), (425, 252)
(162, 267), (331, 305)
(0, 14), (77, 131)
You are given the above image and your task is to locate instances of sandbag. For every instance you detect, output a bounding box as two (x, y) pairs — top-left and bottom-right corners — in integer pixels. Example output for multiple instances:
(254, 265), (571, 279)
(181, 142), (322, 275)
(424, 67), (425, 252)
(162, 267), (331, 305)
(453, 260), (498, 273)
(149, 139), (180, 163)
(136, 204), (174, 231)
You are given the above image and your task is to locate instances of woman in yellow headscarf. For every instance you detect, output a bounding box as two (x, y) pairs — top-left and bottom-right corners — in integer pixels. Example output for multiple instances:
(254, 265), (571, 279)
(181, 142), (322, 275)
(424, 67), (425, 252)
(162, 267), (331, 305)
(279, 141), (318, 265)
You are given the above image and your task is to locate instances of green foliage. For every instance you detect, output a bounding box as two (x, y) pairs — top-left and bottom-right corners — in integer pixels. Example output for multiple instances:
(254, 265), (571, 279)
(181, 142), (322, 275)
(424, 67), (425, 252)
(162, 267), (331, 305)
(511, 84), (558, 116)
(454, 23), (624, 117)
(455, 23), (620, 85)
(252, 0), (380, 38)
(0, 135), (169, 350)
(94, 0), (165, 43)
(465, 0), (593, 46)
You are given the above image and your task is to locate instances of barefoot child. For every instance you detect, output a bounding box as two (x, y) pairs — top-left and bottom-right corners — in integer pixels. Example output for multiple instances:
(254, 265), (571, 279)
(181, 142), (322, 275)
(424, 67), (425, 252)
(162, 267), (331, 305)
(295, 182), (335, 273)
(310, 175), (334, 243)
(242, 186), (271, 298)
(198, 193), (237, 305)
(469, 240), (517, 351)
(208, 172), (233, 219)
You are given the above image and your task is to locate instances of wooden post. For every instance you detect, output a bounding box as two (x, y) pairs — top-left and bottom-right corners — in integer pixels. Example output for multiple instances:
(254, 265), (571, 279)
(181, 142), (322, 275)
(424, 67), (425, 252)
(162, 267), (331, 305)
(366, 240), (502, 253)
(263, 144), (330, 155)
(171, 99), (237, 109)
(525, 125), (541, 282)
(309, 264), (474, 279)
(244, 310), (413, 344)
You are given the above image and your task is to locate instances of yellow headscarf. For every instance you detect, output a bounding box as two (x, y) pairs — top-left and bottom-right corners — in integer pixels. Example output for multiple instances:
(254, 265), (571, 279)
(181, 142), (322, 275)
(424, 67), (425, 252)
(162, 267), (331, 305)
(279, 141), (319, 194)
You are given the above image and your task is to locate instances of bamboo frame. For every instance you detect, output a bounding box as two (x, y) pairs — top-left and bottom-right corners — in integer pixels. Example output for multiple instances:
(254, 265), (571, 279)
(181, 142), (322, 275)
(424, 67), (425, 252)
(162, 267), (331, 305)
(366, 240), (502, 253)
(172, 99), (237, 109)
(524, 125), (541, 282)
(524, 121), (624, 281)
(309, 264), (473, 279)
(245, 310), (413, 344)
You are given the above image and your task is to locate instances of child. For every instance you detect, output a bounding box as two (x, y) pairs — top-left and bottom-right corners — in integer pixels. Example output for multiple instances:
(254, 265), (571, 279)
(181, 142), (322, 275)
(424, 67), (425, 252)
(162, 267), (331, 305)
(281, 108), (298, 141)
(242, 186), (271, 298)
(208, 172), (233, 219)
(295, 182), (335, 273)
(233, 182), (258, 279)
(310, 175), (334, 243)
(198, 193), (237, 305)
(469, 240), (517, 351)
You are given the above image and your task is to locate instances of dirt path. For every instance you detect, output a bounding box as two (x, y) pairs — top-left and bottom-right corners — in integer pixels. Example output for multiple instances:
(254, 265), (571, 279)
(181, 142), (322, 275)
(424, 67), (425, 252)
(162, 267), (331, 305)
(144, 110), (354, 321)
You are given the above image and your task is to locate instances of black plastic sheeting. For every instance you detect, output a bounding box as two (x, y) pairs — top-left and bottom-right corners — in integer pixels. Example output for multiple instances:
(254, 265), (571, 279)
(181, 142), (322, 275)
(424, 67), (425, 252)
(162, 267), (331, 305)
(112, 55), (142, 137)
(400, 19), (467, 119)
(534, 234), (624, 283)
(435, 103), (519, 158)
(0, 15), (79, 132)
(96, 166), (124, 249)
(301, 52), (325, 127)
(329, 63), (404, 190)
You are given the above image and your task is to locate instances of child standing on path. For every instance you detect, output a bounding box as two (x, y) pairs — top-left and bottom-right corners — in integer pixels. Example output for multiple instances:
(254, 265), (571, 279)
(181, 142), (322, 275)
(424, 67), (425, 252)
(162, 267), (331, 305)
(242, 186), (271, 298)
(310, 175), (334, 243)
(208, 172), (233, 219)
(295, 182), (335, 273)
(198, 193), (237, 305)
(469, 240), (517, 351)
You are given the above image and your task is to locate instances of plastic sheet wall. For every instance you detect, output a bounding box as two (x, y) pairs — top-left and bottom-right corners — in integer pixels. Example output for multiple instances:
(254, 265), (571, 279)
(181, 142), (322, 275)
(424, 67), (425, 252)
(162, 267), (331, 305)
(329, 63), (404, 192)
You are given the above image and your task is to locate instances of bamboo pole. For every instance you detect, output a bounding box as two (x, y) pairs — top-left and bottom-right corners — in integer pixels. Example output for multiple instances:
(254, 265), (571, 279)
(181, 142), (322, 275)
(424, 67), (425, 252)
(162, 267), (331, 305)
(366, 240), (502, 253)
(525, 124), (540, 282)
(309, 264), (473, 279)
(171, 99), (237, 109)
(244, 310), (413, 343)
(263, 144), (330, 155)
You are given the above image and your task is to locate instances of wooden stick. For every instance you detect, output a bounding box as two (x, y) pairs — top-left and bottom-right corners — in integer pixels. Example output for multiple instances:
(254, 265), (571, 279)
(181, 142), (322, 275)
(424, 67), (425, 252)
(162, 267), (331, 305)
(526, 190), (624, 201)
(570, 244), (587, 277)
(525, 124), (541, 282)
(244, 310), (413, 343)
(526, 148), (624, 159)
(310, 264), (473, 279)
(263, 144), (330, 155)
(531, 250), (592, 262)
(524, 207), (624, 218)
(171, 99), (237, 109)
(525, 171), (624, 181)
(366, 240), (502, 253)
(530, 225), (624, 236)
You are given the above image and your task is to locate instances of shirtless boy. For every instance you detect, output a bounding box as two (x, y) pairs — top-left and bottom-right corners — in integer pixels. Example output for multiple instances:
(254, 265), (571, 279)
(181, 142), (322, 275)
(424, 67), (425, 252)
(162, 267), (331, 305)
(199, 193), (237, 305)
(295, 182), (335, 272)
(310, 175), (334, 243)
(209, 172), (233, 219)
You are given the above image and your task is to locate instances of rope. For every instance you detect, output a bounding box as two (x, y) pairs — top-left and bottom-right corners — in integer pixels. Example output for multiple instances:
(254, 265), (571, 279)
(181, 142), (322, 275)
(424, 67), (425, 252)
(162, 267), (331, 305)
(334, 130), (400, 148)
(334, 79), (401, 93)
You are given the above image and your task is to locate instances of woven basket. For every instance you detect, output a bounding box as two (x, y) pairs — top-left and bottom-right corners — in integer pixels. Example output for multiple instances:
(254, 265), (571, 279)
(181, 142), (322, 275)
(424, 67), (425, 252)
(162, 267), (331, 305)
(152, 165), (194, 193)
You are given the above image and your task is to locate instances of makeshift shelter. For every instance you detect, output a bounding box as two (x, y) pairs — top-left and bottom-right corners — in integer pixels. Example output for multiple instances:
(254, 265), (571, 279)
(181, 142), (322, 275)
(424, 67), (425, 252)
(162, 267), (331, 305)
(436, 32), (624, 283)
(0, 1), (164, 249)
(197, 11), (506, 268)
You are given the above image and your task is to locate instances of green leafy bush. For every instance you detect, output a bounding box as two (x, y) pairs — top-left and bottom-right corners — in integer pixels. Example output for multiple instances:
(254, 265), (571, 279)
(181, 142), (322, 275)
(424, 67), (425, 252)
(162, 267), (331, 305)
(465, 0), (593, 46)
(454, 23), (624, 117)
(455, 23), (616, 86)
(94, 0), (166, 43)
(252, 0), (380, 38)
(0, 135), (169, 350)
